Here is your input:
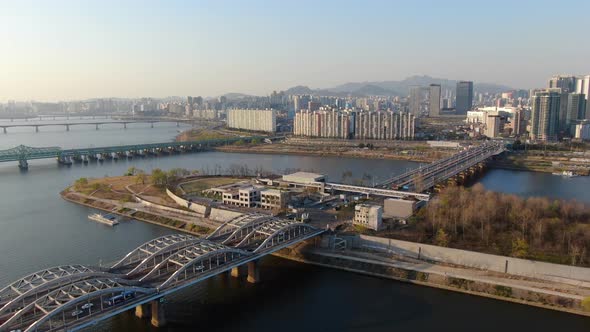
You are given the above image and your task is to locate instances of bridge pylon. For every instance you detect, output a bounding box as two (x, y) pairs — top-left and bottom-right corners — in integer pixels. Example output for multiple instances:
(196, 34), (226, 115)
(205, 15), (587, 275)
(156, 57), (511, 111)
(135, 303), (151, 319)
(151, 299), (167, 327)
(247, 260), (260, 283)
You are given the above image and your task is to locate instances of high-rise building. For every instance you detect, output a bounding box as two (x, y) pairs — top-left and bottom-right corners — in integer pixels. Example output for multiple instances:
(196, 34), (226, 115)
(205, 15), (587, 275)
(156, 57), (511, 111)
(409, 86), (422, 116)
(227, 109), (276, 132)
(530, 91), (561, 141)
(548, 75), (576, 93)
(294, 109), (415, 140)
(428, 84), (441, 117)
(485, 115), (501, 138)
(575, 75), (590, 117)
(455, 81), (473, 115)
(566, 93), (586, 128)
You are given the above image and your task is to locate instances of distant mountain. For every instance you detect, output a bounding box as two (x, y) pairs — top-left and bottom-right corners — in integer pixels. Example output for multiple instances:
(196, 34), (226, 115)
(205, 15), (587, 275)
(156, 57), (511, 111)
(286, 75), (514, 97)
(222, 92), (254, 100)
(283, 85), (318, 95)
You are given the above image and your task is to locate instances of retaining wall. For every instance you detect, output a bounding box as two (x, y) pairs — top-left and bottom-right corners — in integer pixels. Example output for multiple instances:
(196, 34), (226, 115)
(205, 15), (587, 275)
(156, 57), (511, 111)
(165, 188), (210, 216)
(355, 235), (590, 283)
(209, 208), (243, 222)
(134, 196), (205, 218)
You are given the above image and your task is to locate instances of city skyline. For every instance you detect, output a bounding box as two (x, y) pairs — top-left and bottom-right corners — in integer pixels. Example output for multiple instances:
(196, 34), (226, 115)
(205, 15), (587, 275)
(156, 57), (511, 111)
(1, 0), (590, 102)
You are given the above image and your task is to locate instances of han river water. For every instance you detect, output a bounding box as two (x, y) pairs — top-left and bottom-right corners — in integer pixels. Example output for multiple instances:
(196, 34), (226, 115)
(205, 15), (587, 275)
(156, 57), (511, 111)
(0, 119), (588, 331)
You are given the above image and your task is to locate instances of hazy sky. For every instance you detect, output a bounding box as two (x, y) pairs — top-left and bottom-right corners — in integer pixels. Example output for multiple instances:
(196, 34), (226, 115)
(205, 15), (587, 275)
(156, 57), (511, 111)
(1, 0), (589, 101)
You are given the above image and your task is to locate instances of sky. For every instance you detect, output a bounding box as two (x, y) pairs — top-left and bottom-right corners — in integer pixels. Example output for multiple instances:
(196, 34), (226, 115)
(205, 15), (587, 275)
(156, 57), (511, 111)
(1, 0), (589, 102)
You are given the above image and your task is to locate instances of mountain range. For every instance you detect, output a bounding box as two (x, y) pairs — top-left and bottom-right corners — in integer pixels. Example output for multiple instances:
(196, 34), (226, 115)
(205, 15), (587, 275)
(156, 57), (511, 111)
(281, 75), (514, 97)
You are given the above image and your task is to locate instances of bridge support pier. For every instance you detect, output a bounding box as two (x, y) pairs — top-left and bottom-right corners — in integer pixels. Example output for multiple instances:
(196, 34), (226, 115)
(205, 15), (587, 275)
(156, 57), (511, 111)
(151, 122), (154, 128)
(230, 266), (242, 278)
(2, 127), (6, 134)
(35, 125), (39, 133)
(18, 159), (28, 170)
(247, 260), (260, 284)
(176, 121), (180, 127)
(66, 124), (70, 131)
(135, 303), (151, 319)
(95, 124), (99, 130)
(150, 300), (166, 327)
(124, 123), (127, 129)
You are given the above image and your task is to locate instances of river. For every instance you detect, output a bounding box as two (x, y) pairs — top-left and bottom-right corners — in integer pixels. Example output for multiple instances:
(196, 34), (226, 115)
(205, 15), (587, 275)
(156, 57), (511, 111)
(0, 124), (587, 331)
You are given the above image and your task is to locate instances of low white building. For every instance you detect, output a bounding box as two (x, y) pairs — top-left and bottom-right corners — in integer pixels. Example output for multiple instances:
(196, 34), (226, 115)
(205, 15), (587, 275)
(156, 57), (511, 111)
(260, 189), (288, 210)
(222, 186), (260, 208)
(282, 172), (325, 184)
(353, 204), (383, 230)
(574, 122), (590, 140)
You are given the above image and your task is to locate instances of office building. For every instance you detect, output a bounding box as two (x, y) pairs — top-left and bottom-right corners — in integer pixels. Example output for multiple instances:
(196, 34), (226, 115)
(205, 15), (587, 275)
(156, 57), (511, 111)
(566, 93), (586, 130)
(549, 75), (577, 93)
(576, 75), (590, 117)
(485, 115), (501, 138)
(409, 86), (422, 116)
(456, 81), (474, 115)
(227, 109), (276, 132)
(429, 84), (441, 117)
(530, 91), (561, 141)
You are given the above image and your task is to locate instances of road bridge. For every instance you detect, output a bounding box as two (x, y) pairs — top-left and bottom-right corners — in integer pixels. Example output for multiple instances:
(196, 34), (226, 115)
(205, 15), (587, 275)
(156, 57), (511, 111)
(0, 216), (324, 332)
(376, 141), (506, 192)
(0, 136), (269, 169)
(0, 119), (192, 134)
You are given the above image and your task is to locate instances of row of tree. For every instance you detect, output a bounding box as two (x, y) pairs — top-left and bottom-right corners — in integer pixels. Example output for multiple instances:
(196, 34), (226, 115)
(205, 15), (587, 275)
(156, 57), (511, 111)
(411, 184), (590, 266)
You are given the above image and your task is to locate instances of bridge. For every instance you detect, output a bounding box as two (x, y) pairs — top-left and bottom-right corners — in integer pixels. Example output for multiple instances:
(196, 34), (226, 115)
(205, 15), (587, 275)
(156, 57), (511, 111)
(376, 141), (506, 192)
(0, 136), (267, 169)
(0, 216), (324, 332)
(0, 119), (192, 134)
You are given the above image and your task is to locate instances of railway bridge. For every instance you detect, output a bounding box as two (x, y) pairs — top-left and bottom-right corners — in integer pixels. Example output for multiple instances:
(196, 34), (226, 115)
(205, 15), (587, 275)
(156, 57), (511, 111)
(0, 136), (268, 169)
(0, 119), (192, 134)
(0, 216), (324, 332)
(376, 141), (506, 192)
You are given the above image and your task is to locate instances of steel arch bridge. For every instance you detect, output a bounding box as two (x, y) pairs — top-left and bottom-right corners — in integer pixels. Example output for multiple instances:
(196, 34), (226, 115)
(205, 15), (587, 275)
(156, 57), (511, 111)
(0, 217), (324, 332)
(0, 145), (62, 163)
(110, 234), (202, 276)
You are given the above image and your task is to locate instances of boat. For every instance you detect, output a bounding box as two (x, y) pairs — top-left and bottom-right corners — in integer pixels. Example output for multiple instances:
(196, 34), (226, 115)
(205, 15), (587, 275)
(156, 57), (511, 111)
(552, 170), (578, 178)
(88, 213), (119, 226)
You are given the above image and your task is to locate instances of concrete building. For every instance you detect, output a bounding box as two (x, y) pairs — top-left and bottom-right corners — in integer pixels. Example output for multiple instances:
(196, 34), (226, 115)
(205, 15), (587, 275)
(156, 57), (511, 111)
(354, 204), (383, 230)
(383, 198), (416, 219)
(222, 187), (261, 208)
(282, 172), (326, 185)
(259, 189), (288, 210)
(485, 115), (501, 138)
(227, 109), (276, 132)
(530, 91), (561, 141)
(429, 84), (441, 117)
(456, 81), (474, 115)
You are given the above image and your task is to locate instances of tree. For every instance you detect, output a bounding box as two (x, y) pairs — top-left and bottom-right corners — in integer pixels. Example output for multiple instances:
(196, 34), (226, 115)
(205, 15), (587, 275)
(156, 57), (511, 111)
(511, 238), (529, 258)
(358, 143), (365, 148)
(434, 228), (449, 247)
(135, 170), (147, 185)
(583, 297), (590, 312)
(125, 166), (137, 176)
(151, 168), (168, 187)
(74, 177), (88, 190)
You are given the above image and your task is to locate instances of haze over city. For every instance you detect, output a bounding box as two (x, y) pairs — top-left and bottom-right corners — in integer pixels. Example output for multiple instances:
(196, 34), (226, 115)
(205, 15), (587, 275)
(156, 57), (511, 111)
(1, 0), (589, 102)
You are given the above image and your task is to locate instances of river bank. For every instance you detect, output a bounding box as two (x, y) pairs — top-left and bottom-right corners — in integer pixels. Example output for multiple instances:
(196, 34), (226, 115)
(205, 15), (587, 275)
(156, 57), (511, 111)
(276, 240), (590, 317)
